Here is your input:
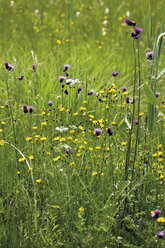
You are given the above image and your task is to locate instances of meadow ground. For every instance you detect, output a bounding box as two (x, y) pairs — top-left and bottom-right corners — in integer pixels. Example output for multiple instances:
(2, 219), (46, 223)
(0, 0), (165, 247)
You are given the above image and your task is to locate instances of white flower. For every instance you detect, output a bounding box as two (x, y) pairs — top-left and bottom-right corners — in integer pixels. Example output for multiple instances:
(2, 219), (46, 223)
(56, 127), (68, 132)
(69, 125), (77, 129)
(103, 20), (108, 26)
(76, 11), (80, 17)
(10, 1), (14, 6)
(126, 11), (130, 17)
(104, 8), (109, 14)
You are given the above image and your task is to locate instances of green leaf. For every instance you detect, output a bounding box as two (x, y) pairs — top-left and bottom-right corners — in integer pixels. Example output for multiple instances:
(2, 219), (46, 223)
(155, 32), (165, 69)
(143, 83), (155, 104)
(124, 117), (131, 129)
(157, 67), (165, 80)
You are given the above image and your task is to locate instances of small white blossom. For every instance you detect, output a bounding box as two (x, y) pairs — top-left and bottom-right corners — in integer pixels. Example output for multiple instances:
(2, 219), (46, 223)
(104, 8), (109, 14)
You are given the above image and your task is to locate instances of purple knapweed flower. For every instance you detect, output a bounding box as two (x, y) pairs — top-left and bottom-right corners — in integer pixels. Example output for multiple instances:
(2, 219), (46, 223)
(130, 97), (135, 104)
(131, 26), (143, 39)
(112, 71), (119, 77)
(151, 209), (161, 219)
(32, 64), (36, 71)
(123, 18), (136, 26)
(126, 96), (130, 103)
(88, 89), (95, 95)
(138, 218), (142, 225)
(59, 76), (66, 83)
(48, 100), (52, 106)
(156, 92), (160, 97)
(4, 61), (14, 71)
(66, 148), (71, 155)
(64, 64), (70, 71)
(122, 86), (127, 91)
(77, 86), (83, 93)
(107, 126), (113, 136)
(23, 104), (28, 113)
(64, 89), (68, 95)
(146, 51), (154, 60)
(134, 120), (139, 125)
(157, 230), (165, 239)
(17, 75), (24, 80)
(28, 105), (34, 113)
(135, 27), (143, 34)
(94, 128), (102, 136)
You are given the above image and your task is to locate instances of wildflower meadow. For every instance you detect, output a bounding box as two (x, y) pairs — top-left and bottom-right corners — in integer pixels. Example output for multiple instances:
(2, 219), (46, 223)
(0, 0), (165, 247)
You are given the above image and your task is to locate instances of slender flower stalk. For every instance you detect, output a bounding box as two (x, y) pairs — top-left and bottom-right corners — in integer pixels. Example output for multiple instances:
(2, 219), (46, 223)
(125, 39), (136, 184)
(133, 41), (141, 173)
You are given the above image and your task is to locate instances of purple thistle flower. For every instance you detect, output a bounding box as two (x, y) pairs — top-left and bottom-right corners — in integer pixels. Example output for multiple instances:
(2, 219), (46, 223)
(131, 26), (143, 39)
(112, 71), (119, 77)
(59, 76), (66, 83)
(23, 104), (28, 113)
(134, 120), (139, 125)
(130, 97), (135, 104)
(138, 218), (142, 225)
(4, 61), (14, 71)
(17, 75), (24, 80)
(123, 18), (136, 26)
(107, 126), (113, 136)
(135, 34), (140, 39)
(28, 105), (34, 113)
(32, 64), (36, 71)
(66, 148), (71, 155)
(64, 89), (68, 95)
(156, 92), (160, 97)
(64, 64), (70, 71)
(135, 27), (143, 34)
(146, 51), (154, 60)
(122, 86), (127, 91)
(48, 100), (52, 106)
(157, 230), (165, 239)
(126, 96), (130, 104)
(77, 86), (83, 93)
(94, 128), (102, 136)
(88, 89), (95, 95)
(151, 209), (161, 219)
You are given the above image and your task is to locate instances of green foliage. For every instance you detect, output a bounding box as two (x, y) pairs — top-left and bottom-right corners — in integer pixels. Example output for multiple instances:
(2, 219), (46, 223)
(0, 0), (165, 247)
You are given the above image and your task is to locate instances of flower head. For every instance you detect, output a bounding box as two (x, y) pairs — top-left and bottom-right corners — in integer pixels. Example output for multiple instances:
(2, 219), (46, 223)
(88, 89), (95, 95)
(157, 230), (165, 239)
(94, 128), (102, 136)
(151, 209), (161, 219)
(66, 148), (71, 155)
(23, 104), (28, 113)
(4, 61), (14, 71)
(156, 92), (160, 97)
(126, 96), (130, 104)
(64, 64), (70, 71)
(28, 105), (34, 113)
(59, 76), (66, 83)
(146, 51), (154, 60)
(122, 86), (127, 91)
(48, 100), (52, 106)
(134, 120), (139, 125)
(112, 71), (119, 77)
(107, 126), (113, 136)
(17, 75), (24, 80)
(123, 18), (136, 26)
(78, 86), (83, 93)
(32, 64), (36, 71)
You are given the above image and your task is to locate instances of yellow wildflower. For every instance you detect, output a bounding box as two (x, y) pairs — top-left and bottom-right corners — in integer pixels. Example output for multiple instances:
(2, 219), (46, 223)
(92, 172), (98, 176)
(36, 178), (41, 183)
